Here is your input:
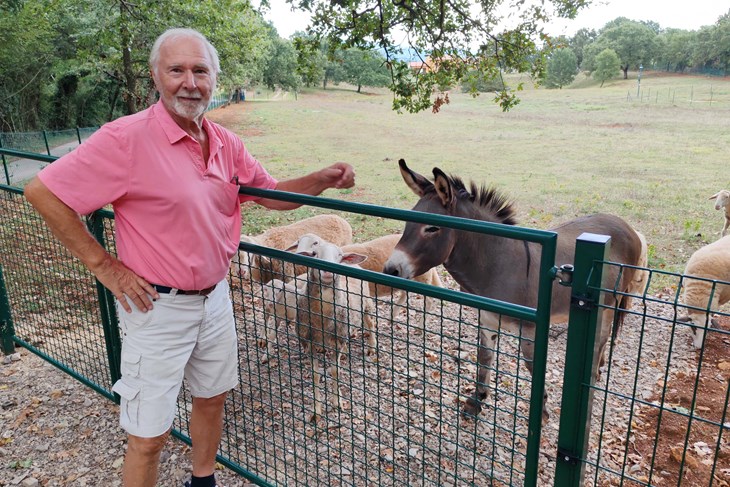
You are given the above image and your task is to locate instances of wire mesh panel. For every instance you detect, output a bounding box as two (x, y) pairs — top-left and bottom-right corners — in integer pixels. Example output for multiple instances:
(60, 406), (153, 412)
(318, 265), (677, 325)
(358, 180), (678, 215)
(0, 188), (114, 396)
(573, 263), (730, 486)
(219, 244), (549, 486)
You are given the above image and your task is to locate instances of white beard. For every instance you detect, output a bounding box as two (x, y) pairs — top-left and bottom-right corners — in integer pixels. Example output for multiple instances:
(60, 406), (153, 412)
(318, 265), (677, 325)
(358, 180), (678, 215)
(169, 91), (210, 120)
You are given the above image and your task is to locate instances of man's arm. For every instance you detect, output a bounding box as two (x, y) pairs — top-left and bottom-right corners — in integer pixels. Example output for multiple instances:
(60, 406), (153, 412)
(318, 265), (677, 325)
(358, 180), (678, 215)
(257, 162), (355, 210)
(24, 177), (158, 313)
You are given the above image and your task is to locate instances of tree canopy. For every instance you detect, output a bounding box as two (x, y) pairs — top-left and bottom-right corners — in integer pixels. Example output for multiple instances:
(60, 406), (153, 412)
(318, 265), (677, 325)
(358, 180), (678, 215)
(289, 0), (591, 112)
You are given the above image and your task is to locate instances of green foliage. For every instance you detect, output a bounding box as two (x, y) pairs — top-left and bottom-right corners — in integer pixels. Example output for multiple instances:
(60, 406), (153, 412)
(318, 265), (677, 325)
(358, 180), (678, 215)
(340, 48), (390, 93)
(543, 48), (578, 89)
(460, 70), (504, 94)
(292, 33), (326, 87)
(262, 34), (302, 92)
(294, 0), (591, 112)
(593, 48), (620, 86)
(0, 0), (272, 130)
(581, 18), (659, 78)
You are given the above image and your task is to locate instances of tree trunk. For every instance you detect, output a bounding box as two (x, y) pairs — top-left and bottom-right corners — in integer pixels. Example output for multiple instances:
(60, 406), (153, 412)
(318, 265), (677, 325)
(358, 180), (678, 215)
(120, 4), (137, 115)
(621, 64), (629, 79)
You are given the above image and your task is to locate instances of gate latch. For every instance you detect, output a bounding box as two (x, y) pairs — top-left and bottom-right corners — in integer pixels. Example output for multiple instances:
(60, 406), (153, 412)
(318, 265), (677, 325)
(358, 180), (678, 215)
(553, 264), (574, 287)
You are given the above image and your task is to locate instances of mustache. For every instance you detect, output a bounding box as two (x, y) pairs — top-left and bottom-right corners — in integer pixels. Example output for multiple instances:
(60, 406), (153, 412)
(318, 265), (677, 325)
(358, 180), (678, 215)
(176, 90), (202, 99)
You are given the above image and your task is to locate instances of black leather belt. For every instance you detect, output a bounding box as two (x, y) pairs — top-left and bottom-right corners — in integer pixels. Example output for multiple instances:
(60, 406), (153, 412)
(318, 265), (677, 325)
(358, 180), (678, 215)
(151, 283), (217, 296)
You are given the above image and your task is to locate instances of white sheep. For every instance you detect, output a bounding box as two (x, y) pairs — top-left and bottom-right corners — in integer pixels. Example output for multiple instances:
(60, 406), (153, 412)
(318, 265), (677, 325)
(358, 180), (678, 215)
(256, 276), (305, 361)
(287, 233), (445, 325)
(677, 235), (730, 349)
(710, 190), (730, 237)
(294, 240), (377, 422)
(235, 214), (353, 282)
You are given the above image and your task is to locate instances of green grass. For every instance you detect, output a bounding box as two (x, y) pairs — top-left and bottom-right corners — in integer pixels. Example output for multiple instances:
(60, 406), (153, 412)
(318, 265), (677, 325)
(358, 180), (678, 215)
(209, 72), (730, 289)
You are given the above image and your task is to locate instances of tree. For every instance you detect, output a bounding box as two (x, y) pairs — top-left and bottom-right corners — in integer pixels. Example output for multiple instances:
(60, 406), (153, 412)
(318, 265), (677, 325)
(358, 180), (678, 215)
(341, 48), (390, 93)
(593, 48), (620, 87)
(292, 32), (326, 87)
(288, 0), (591, 112)
(582, 18), (660, 79)
(569, 28), (597, 68)
(262, 34), (303, 93)
(543, 48), (578, 88)
(657, 29), (695, 72)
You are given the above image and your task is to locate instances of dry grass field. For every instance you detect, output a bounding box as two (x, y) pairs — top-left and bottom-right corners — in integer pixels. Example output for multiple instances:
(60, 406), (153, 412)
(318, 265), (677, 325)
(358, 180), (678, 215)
(209, 71), (730, 293)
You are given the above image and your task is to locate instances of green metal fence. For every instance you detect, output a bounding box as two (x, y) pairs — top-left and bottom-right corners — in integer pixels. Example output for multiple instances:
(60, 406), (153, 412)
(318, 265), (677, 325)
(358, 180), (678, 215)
(1, 148), (728, 486)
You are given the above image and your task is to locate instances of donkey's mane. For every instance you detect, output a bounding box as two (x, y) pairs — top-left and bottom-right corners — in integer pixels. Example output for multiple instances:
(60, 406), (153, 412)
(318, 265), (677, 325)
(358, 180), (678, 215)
(445, 174), (518, 226)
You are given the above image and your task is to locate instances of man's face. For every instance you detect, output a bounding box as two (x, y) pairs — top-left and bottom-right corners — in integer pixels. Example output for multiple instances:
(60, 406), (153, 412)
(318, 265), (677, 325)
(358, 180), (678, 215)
(152, 36), (216, 123)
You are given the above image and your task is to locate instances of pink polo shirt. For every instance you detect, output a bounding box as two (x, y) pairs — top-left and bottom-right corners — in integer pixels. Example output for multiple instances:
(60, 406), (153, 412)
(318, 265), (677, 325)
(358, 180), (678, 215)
(38, 101), (278, 290)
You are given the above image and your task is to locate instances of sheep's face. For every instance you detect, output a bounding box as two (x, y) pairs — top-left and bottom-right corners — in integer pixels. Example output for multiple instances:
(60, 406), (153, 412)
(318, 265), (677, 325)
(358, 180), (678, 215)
(299, 242), (367, 287)
(677, 311), (713, 349)
(711, 190), (730, 211)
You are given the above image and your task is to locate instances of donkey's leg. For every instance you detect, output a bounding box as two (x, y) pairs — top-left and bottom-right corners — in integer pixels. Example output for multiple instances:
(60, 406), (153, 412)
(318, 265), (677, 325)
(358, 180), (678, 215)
(463, 328), (496, 418)
(518, 331), (549, 424)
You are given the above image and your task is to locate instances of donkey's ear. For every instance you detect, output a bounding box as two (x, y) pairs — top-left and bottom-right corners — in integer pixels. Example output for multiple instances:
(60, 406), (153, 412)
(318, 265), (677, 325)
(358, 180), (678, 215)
(398, 159), (433, 197)
(432, 168), (456, 209)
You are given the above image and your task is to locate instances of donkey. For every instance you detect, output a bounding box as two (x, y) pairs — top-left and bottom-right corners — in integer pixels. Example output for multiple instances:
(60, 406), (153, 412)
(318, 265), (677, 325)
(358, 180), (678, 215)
(383, 159), (645, 420)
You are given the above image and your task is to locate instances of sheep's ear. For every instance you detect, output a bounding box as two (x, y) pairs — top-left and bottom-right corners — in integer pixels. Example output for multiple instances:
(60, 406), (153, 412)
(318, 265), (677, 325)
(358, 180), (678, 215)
(284, 239), (299, 252)
(297, 250), (315, 257)
(432, 167), (456, 209)
(398, 159), (433, 197)
(341, 252), (367, 265)
(710, 193), (720, 200)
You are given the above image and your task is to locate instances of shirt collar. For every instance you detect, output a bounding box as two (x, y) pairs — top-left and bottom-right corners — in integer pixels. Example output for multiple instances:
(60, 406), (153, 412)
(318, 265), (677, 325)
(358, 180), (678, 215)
(152, 100), (190, 145)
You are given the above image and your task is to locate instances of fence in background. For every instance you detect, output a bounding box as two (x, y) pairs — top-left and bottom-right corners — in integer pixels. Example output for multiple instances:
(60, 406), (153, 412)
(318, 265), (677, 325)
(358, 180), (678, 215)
(627, 83), (730, 107)
(1, 148), (729, 486)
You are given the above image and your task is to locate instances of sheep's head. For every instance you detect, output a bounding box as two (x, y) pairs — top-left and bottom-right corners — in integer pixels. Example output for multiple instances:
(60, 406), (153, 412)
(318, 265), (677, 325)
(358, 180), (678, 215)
(298, 241), (367, 287)
(236, 235), (259, 279)
(710, 190), (730, 211)
(285, 233), (323, 254)
(676, 312), (716, 350)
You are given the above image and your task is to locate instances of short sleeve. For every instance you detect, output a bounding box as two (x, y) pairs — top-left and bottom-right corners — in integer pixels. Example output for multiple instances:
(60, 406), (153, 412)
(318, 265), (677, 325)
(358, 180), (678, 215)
(235, 144), (278, 203)
(38, 124), (130, 215)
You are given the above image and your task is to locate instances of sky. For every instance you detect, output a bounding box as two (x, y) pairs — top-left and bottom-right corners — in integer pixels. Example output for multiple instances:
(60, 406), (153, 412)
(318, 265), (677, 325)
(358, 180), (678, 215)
(262, 0), (728, 39)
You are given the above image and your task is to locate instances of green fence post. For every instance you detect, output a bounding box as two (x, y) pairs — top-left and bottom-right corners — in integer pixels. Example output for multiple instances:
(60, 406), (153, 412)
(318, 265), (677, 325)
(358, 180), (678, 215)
(42, 130), (51, 156)
(0, 265), (16, 355)
(0, 137), (9, 185)
(87, 212), (123, 390)
(76, 127), (82, 145)
(554, 233), (610, 486)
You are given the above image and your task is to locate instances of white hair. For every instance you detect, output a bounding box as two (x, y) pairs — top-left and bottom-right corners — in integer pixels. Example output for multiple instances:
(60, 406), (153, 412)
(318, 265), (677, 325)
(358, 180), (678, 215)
(149, 28), (220, 76)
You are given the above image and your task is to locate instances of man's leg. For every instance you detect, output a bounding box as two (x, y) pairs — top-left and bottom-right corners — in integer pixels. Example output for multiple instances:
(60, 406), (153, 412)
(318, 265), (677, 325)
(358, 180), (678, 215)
(190, 392), (227, 477)
(123, 432), (170, 487)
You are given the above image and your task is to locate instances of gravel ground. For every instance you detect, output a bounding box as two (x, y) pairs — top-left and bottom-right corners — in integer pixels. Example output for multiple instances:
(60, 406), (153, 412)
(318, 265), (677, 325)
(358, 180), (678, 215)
(0, 271), (706, 487)
(0, 351), (251, 487)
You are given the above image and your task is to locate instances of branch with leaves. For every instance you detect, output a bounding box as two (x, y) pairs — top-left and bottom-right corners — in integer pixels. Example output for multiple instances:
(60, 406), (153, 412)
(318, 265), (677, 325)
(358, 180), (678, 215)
(293, 0), (589, 112)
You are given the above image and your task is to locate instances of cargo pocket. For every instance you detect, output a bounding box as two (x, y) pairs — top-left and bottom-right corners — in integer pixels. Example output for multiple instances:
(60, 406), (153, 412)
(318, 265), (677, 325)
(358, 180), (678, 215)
(112, 379), (140, 428)
(120, 350), (142, 378)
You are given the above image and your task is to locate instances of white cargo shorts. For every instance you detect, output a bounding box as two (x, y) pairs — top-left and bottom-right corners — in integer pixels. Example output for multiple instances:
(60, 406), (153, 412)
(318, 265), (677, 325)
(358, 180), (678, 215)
(111, 280), (238, 438)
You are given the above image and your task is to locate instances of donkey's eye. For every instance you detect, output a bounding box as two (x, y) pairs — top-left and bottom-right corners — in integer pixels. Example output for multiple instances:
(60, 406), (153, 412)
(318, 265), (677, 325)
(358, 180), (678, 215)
(424, 226), (440, 234)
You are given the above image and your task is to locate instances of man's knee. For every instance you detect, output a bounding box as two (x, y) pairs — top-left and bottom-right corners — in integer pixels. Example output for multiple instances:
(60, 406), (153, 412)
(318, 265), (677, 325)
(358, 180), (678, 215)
(127, 433), (169, 458)
(194, 391), (227, 411)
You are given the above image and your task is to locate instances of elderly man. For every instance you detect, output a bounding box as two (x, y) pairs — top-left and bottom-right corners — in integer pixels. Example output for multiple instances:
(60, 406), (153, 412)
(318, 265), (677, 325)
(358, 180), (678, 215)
(24, 28), (354, 487)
